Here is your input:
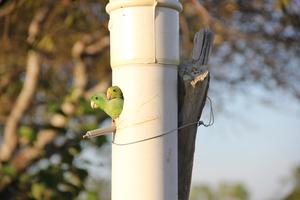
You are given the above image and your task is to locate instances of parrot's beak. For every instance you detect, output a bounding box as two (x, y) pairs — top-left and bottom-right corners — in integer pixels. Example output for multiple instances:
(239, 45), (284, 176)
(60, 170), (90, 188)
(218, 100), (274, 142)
(107, 90), (112, 100)
(90, 100), (98, 109)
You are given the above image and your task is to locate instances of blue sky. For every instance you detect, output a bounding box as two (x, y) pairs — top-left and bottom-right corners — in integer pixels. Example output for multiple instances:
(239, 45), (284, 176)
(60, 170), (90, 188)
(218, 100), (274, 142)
(192, 83), (300, 200)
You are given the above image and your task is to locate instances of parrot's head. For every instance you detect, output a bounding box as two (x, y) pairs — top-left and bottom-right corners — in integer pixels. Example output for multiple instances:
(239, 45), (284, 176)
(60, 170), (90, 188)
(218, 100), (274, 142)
(90, 93), (106, 109)
(106, 86), (123, 100)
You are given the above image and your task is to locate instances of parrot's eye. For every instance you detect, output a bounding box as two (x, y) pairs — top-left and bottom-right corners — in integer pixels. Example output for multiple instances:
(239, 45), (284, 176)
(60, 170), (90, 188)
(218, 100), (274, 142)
(113, 89), (116, 92)
(95, 97), (98, 100)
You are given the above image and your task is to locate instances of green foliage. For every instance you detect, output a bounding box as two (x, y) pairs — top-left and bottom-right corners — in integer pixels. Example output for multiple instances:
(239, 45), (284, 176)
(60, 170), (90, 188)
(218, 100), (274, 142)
(47, 100), (61, 113)
(18, 125), (36, 144)
(95, 135), (108, 147)
(1, 163), (17, 177)
(190, 182), (249, 200)
(86, 191), (98, 200)
(37, 35), (55, 52)
(218, 182), (248, 200)
(283, 165), (300, 200)
(31, 183), (46, 200)
(284, 188), (300, 200)
(0, 0), (299, 199)
(26, 163), (88, 199)
(190, 185), (213, 200)
(81, 121), (98, 132)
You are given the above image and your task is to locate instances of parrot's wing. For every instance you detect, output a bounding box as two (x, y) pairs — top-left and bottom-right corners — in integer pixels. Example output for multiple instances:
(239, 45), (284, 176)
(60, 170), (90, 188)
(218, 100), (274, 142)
(105, 98), (124, 119)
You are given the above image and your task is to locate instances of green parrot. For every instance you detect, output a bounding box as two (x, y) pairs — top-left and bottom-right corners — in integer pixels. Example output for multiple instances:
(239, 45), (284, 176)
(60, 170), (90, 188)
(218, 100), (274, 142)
(90, 86), (124, 121)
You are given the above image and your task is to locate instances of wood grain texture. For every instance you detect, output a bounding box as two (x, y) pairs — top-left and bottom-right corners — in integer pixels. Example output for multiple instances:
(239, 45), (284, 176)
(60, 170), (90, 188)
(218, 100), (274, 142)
(178, 29), (214, 200)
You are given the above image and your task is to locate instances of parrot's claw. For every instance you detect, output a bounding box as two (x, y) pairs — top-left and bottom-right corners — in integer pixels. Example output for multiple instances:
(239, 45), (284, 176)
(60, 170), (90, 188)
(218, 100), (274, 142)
(112, 117), (119, 125)
(112, 118), (117, 141)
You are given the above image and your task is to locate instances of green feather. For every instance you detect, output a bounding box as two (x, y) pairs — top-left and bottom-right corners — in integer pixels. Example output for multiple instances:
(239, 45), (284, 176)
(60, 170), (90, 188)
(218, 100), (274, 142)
(104, 98), (124, 119)
(90, 86), (124, 119)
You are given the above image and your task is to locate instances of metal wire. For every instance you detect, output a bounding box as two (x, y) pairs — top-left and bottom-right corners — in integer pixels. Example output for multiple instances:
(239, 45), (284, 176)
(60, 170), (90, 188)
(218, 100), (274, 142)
(112, 96), (214, 146)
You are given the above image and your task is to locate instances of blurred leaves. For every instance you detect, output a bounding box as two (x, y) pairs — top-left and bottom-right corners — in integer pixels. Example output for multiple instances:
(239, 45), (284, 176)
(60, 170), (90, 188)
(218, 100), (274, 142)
(37, 35), (55, 52)
(1, 163), (16, 177)
(18, 125), (36, 145)
(283, 165), (300, 200)
(31, 183), (46, 200)
(190, 165), (300, 200)
(86, 191), (98, 200)
(190, 182), (249, 200)
(1, 0), (300, 199)
(31, 165), (87, 199)
(0, 0), (110, 198)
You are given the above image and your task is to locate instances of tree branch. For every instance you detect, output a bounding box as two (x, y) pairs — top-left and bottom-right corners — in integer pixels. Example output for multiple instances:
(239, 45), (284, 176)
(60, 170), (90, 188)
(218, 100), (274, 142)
(72, 35), (109, 100)
(0, 51), (41, 161)
(10, 129), (57, 172)
(180, 15), (193, 57)
(0, 33), (111, 189)
(0, 0), (16, 18)
(0, 3), (52, 162)
(189, 0), (212, 28)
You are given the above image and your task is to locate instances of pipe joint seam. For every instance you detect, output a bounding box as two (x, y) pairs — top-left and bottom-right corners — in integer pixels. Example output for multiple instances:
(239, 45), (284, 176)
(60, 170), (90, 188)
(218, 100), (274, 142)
(106, 0), (183, 13)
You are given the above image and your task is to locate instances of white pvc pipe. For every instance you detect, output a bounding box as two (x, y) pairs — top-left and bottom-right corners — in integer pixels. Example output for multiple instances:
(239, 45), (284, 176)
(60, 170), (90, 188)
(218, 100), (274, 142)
(106, 1), (182, 200)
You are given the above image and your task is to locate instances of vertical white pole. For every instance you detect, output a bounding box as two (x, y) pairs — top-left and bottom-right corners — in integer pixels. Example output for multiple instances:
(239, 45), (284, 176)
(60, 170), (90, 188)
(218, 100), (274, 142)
(106, 1), (182, 200)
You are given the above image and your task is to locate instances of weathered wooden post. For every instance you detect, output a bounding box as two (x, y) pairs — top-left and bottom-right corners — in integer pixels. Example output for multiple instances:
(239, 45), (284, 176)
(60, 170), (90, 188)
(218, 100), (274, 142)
(178, 29), (214, 200)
